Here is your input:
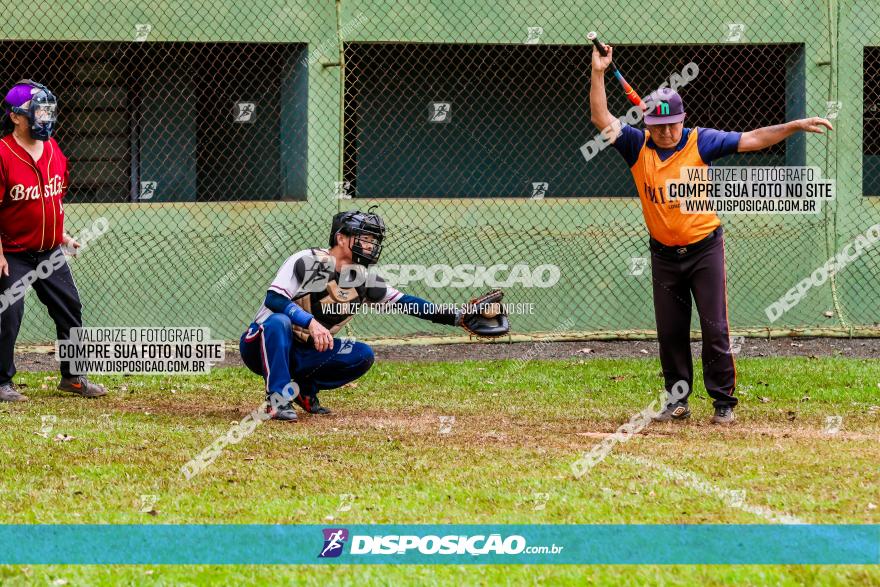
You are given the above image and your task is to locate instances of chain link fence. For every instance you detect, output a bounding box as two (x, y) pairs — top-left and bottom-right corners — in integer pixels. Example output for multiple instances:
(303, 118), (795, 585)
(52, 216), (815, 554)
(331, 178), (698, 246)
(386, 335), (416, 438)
(3, 0), (879, 343)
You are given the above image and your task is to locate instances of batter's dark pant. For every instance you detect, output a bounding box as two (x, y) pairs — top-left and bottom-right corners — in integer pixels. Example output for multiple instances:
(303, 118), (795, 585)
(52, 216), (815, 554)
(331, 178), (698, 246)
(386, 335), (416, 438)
(0, 248), (83, 385)
(650, 228), (737, 408)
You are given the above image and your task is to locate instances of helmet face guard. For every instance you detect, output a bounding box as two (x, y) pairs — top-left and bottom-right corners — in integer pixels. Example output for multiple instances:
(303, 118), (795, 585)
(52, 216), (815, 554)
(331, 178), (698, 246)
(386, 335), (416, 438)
(7, 80), (57, 141)
(350, 224), (384, 266)
(329, 209), (386, 266)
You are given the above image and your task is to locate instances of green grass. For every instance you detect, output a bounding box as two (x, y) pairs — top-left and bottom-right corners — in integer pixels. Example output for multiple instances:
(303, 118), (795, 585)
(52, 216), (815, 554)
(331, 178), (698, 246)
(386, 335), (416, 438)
(0, 356), (878, 585)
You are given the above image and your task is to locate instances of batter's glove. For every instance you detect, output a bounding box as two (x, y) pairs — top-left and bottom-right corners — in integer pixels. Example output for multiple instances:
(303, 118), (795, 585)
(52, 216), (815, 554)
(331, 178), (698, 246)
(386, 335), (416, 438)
(457, 289), (510, 338)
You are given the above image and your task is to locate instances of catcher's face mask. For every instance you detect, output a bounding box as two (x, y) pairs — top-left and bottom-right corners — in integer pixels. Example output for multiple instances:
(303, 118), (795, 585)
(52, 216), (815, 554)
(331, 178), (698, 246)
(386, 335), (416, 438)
(350, 231), (382, 266)
(330, 208), (386, 266)
(6, 80), (57, 141)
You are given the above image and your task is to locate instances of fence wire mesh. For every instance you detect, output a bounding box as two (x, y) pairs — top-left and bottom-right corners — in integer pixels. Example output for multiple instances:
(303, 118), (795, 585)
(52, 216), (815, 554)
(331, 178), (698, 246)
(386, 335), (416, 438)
(2, 0), (878, 343)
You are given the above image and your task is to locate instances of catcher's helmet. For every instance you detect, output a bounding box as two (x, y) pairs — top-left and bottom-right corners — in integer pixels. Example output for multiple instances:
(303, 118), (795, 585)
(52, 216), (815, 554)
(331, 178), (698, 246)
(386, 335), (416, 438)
(329, 208), (386, 266)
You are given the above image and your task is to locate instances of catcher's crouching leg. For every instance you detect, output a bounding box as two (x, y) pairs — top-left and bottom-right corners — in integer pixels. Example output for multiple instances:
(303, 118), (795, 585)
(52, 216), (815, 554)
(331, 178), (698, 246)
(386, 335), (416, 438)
(239, 315), (294, 397)
(291, 338), (375, 415)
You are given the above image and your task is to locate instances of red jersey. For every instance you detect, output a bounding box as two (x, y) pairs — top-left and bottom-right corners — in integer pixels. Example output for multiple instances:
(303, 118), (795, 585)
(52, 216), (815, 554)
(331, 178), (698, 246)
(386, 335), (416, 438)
(0, 135), (68, 253)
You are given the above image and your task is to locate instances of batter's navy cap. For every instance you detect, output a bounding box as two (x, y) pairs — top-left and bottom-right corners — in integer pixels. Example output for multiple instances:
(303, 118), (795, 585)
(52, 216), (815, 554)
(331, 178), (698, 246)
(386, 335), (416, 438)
(643, 88), (686, 125)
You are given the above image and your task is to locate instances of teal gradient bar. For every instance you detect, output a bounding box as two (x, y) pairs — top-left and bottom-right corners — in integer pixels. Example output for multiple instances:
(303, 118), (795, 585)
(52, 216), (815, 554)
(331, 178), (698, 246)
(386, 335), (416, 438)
(0, 525), (876, 565)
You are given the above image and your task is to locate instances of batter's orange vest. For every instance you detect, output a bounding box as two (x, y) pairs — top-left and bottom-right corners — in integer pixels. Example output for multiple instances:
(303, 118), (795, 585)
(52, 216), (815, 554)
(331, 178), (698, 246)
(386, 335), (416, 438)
(629, 128), (720, 246)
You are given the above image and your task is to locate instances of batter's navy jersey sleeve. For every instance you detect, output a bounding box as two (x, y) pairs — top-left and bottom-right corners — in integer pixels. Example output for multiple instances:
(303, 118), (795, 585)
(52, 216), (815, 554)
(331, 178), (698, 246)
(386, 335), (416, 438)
(696, 127), (742, 164)
(612, 124), (645, 168)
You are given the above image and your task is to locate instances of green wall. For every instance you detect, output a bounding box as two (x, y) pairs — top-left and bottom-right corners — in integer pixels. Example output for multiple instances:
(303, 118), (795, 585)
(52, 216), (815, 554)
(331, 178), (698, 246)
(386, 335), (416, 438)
(4, 0), (880, 342)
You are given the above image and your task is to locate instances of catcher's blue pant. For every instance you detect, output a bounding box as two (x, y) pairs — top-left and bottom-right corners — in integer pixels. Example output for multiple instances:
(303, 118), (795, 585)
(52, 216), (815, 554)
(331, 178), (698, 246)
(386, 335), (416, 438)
(239, 313), (374, 400)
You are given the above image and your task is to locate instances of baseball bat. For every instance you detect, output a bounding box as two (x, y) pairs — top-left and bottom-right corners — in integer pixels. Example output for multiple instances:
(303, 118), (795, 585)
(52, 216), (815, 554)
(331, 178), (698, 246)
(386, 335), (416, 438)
(587, 31), (646, 111)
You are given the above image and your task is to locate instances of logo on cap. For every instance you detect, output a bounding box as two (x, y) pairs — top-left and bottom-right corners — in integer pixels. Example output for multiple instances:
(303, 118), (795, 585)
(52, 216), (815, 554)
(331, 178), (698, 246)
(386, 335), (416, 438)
(656, 102), (670, 115)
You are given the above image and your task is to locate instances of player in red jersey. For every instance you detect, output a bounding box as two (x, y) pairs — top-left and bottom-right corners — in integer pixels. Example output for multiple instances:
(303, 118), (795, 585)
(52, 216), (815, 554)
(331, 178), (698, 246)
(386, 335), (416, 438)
(0, 80), (106, 402)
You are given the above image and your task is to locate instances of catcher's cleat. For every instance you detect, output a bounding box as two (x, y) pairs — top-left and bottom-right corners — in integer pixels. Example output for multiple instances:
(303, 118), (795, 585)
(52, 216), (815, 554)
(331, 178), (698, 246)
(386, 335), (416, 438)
(267, 400), (299, 422)
(295, 393), (332, 415)
(710, 405), (735, 425)
(652, 401), (691, 422)
(0, 383), (28, 402)
(58, 376), (107, 398)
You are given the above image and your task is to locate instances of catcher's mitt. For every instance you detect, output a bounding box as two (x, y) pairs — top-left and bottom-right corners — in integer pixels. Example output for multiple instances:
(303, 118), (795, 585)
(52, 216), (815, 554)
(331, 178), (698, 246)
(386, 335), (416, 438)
(458, 289), (510, 338)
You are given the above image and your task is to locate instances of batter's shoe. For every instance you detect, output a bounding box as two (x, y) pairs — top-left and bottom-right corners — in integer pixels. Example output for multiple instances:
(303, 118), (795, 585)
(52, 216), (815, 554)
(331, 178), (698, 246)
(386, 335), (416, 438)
(652, 401), (691, 422)
(295, 393), (331, 415)
(711, 405), (736, 425)
(58, 376), (107, 398)
(0, 383), (28, 402)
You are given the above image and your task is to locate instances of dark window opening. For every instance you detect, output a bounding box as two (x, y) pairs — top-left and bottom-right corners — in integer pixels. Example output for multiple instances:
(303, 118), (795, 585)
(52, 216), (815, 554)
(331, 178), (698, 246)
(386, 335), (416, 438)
(0, 40), (307, 203)
(864, 47), (880, 196)
(343, 43), (804, 198)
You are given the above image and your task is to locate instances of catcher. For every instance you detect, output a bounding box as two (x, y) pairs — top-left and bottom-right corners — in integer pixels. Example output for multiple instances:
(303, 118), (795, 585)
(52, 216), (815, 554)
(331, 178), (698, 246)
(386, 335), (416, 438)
(239, 209), (509, 421)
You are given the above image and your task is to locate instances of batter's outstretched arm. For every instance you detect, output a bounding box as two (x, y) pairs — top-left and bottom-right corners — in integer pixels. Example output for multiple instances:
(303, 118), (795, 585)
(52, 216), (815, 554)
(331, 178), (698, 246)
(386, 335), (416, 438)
(738, 117), (833, 152)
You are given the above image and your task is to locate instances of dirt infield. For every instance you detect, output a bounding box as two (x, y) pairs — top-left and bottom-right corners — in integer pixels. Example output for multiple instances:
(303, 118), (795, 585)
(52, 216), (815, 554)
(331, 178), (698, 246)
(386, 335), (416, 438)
(370, 337), (880, 362)
(13, 337), (880, 373)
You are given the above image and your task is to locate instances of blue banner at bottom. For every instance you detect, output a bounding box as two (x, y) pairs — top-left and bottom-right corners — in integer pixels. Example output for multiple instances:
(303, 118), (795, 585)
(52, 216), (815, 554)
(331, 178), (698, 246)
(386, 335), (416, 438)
(0, 525), (877, 565)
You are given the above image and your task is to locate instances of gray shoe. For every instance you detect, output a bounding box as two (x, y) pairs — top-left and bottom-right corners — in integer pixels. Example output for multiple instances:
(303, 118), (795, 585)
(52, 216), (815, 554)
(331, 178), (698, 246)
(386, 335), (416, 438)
(0, 383), (28, 402)
(58, 376), (107, 398)
(652, 401), (691, 422)
(711, 405), (735, 425)
(267, 400), (298, 422)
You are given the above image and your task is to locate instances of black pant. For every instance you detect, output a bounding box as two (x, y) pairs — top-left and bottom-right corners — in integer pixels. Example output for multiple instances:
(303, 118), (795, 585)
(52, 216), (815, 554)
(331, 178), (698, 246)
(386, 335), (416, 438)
(0, 248), (83, 384)
(650, 228), (737, 408)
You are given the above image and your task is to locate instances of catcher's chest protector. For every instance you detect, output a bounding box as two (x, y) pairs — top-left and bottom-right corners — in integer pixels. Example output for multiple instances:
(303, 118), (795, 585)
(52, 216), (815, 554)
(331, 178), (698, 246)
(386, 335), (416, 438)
(292, 255), (363, 343)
